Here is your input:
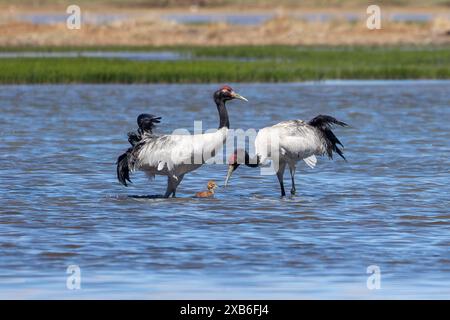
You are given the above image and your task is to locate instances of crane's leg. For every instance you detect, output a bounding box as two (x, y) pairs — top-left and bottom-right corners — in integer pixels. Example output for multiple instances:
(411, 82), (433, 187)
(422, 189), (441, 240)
(289, 163), (296, 195)
(164, 176), (178, 198)
(171, 174), (184, 198)
(276, 162), (287, 197)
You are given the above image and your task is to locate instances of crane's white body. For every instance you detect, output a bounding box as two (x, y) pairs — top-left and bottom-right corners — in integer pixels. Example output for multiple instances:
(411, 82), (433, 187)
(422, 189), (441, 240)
(137, 127), (227, 177)
(255, 120), (324, 170)
(241, 117), (347, 196)
(135, 127), (228, 195)
(224, 114), (346, 196)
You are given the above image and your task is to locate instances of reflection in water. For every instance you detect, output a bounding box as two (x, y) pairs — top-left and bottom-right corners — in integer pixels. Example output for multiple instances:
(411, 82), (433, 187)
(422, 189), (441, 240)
(0, 82), (449, 298)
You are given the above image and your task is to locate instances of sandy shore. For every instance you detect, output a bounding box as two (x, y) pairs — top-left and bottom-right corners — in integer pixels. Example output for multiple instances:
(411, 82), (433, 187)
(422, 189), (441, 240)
(0, 5), (449, 46)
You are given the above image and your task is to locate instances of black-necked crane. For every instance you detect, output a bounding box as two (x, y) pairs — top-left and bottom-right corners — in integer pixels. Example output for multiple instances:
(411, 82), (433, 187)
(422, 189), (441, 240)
(116, 85), (247, 198)
(225, 115), (348, 197)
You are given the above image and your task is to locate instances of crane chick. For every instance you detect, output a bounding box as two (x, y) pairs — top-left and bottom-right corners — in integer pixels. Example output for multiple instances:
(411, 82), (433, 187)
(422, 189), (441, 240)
(195, 180), (218, 198)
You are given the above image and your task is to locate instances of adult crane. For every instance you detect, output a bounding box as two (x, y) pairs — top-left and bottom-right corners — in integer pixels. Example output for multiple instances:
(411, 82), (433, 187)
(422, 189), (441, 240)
(225, 115), (348, 197)
(117, 85), (247, 198)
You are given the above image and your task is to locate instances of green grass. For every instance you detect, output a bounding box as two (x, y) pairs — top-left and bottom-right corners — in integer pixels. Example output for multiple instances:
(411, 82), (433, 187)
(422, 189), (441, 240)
(0, 46), (449, 83)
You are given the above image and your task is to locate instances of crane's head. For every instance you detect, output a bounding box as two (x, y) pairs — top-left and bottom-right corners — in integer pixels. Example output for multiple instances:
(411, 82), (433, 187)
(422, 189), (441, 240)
(214, 85), (248, 103)
(224, 148), (247, 187)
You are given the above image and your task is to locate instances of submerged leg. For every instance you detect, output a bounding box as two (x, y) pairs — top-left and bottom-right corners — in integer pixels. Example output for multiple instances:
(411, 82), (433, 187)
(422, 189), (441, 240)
(276, 162), (287, 197)
(171, 174), (184, 198)
(289, 164), (296, 195)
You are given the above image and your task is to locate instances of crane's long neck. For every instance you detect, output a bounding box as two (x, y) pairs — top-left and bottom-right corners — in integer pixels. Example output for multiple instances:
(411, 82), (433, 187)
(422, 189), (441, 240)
(215, 98), (229, 129)
(245, 151), (260, 168)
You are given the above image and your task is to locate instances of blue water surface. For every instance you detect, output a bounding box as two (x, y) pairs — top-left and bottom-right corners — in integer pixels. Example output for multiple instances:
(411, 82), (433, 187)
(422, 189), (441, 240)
(0, 81), (449, 299)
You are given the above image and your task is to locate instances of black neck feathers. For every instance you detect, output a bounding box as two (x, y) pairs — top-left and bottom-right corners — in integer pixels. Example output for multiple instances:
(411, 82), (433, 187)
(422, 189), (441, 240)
(215, 97), (230, 129)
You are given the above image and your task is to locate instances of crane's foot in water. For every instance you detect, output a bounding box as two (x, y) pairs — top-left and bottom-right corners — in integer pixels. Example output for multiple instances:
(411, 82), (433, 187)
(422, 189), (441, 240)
(128, 194), (165, 199)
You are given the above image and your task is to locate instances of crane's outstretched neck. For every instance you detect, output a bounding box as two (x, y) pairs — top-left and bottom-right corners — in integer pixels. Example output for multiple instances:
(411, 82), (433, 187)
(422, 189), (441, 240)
(243, 150), (259, 168)
(224, 149), (259, 187)
(215, 97), (229, 129)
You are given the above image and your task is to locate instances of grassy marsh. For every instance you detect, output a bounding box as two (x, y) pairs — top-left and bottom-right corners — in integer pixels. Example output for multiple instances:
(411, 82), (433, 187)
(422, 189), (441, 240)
(0, 46), (449, 83)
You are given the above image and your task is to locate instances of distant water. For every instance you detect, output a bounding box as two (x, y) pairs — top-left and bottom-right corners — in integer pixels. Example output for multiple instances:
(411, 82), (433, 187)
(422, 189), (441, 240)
(160, 12), (450, 25)
(0, 51), (255, 62)
(10, 11), (449, 26)
(0, 81), (449, 299)
(0, 51), (184, 61)
(16, 13), (129, 25)
(162, 13), (273, 25)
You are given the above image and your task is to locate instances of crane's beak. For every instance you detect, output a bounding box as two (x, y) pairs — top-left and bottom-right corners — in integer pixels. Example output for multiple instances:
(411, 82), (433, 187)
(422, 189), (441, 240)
(231, 92), (248, 102)
(224, 164), (236, 187)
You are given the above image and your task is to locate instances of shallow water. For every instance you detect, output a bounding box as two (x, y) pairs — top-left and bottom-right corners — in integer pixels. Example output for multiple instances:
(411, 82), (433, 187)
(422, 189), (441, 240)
(0, 81), (449, 299)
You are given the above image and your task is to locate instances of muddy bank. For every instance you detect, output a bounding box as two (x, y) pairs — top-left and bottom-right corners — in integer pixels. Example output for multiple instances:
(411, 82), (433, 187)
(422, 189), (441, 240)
(0, 6), (449, 46)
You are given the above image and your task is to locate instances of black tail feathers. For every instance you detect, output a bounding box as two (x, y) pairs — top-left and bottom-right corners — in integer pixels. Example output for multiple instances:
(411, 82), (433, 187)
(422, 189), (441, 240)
(117, 114), (161, 186)
(308, 115), (348, 160)
(308, 115), (348, 129)
(117, 149), (132, 186)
